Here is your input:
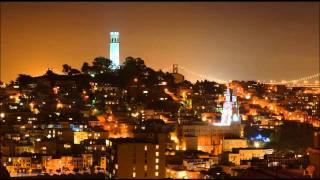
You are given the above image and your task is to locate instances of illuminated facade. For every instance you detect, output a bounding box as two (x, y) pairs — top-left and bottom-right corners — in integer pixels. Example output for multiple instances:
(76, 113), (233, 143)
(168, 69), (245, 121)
(166, 168), (201, 179)
(109, 32), (120, 68)
(214, 87), (241, 126)
(222, 139), (248, 152)
(180, 124), (242, 155)
(106, 138), (165, 179)
(228, 148), (274, 165)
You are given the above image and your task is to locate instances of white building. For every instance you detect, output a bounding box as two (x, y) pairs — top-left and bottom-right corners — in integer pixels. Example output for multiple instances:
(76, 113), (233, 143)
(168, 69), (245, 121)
(214, 87), (241, 126)
(109, 32), (120, 68)
(228, 148), (273, 165)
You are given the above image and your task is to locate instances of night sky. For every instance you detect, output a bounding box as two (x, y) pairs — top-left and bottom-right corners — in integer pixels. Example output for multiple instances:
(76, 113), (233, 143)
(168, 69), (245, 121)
(1, 2), (319, 83)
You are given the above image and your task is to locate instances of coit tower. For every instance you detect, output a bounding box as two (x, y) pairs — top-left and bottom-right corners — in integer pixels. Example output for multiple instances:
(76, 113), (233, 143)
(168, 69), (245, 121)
(109, 32), (120, 68)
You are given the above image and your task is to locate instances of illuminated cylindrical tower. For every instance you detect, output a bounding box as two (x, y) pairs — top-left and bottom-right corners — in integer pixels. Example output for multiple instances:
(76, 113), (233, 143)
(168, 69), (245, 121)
(109, 32), (120, 68)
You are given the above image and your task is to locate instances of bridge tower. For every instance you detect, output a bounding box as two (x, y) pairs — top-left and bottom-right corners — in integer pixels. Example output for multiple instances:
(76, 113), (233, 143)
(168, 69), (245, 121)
(171, 64), (184, 84)
(173, 64), (179, 73)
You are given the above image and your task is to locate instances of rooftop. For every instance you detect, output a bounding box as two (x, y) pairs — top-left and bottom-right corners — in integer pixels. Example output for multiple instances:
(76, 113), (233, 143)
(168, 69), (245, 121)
(109, 137), (155, 144)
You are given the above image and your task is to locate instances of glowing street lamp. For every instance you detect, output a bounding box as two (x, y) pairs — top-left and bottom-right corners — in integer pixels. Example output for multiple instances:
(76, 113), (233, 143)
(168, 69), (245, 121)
(245, 94), (251, 100)
(29, 102), (34, 110)
(57, 102), (63, 109)
(254, 141), (260, 148)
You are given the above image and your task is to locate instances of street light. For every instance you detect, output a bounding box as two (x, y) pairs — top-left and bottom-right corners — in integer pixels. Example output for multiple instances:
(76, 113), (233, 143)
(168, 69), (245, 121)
(0, 112), (4, 118)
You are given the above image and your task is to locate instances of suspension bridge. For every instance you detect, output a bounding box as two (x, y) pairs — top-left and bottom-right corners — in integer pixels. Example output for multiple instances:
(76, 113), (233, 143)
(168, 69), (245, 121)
(161, 65), (320, 88)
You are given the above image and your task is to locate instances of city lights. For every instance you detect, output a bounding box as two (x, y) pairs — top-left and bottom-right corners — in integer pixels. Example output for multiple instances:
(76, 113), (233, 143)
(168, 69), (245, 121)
(0, 3), (319, 179)
(254, 141), (260, 148)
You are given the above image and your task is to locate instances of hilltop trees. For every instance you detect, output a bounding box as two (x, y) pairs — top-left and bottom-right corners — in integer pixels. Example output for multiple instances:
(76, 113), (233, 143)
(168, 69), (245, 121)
(62, 64), (72, 75)
(92, 57), (113, 73)
(9, 56), (229, 97)
(16, 74), (34, 88)
(194, 80), (225, 94)
(117, 56), (148, 88)
(81, 62), (90, 73)
(11, 56), (225, 98)
(69, 69), (81, 76)
(80, 57), (114, 77)
(269, 121), (314, 153)
(62, 64), (81, 76)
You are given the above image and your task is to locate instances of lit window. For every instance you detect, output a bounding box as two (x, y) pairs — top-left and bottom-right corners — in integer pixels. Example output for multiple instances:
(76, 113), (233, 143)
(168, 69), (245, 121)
(144, 145), (148, 151)
(156, 145), (159, 149)
(156, 152), (159, 157)
(133, 172), (136, 178)
(155, 165), (159, 170)
(115, 164), (118, 169)
(155, 172), (159, 176)
(144, 165), (147, 171)
(156, 158), (159, 163)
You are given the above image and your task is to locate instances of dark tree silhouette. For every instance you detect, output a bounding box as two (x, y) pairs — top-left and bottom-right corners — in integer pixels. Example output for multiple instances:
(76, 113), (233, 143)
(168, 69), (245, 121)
(62, 64), (72, 75)
(92, 57), (112, 73)
(81, 62), (90, 73)
(69, 68), (81, 76)
(16, 74), (34, 88)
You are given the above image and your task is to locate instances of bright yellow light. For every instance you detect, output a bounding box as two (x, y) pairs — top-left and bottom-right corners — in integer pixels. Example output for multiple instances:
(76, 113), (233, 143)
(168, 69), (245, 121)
(53, 86), (59, 94)
(177, 171), (187, 179)
(245, 94), (251, 99)
(202, 116), (207, 121)
(64, 144), (71, 148)
(170, 133), (178, 143)
(57, 102), (63, 109)
(29, 102), (34, 109)
(254, 142), (260, 148)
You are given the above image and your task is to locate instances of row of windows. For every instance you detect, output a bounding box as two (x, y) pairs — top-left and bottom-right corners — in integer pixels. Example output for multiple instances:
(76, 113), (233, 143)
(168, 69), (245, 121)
(132, 171), (159, 178)
(110, 38), (119, 43)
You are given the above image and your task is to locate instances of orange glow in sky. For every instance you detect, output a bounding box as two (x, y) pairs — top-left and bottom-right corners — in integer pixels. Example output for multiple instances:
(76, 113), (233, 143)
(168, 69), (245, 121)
(1, 2), (319, 82)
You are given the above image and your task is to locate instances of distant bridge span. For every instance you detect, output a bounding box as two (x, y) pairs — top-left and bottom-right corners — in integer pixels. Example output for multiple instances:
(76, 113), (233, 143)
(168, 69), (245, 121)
(162, 65), (319, 88)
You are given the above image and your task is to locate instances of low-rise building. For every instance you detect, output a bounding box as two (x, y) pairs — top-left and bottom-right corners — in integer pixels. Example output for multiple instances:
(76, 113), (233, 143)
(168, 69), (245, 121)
(227, 148), (274, 166)
(222, 138), (248, 152)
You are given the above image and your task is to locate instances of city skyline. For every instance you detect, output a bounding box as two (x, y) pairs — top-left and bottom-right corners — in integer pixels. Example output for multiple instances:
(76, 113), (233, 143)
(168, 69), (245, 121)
(1, 2), (319, 83)
(0, 2), (320, 178)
